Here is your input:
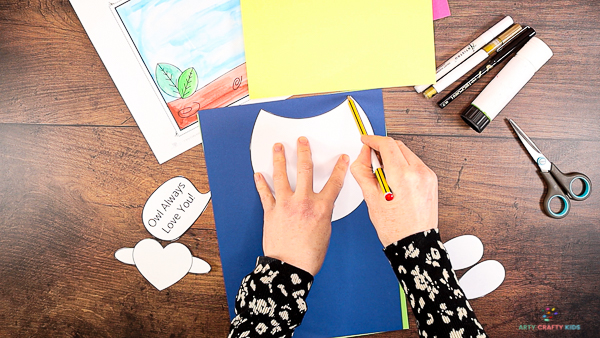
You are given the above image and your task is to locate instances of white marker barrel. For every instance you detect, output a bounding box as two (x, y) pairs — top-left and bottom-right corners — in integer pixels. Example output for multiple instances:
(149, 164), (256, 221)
(414, 16), (513, 93)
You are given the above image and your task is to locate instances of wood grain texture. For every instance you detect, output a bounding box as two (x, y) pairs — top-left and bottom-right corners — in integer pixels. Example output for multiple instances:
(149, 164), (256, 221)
(0, 125), (228, 336)
(0, 0), (135, 126)
(0, 0), (599, 337)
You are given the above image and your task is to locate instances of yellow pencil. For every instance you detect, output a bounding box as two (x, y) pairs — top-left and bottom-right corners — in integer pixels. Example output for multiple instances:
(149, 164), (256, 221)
(348, 96), (394, 201)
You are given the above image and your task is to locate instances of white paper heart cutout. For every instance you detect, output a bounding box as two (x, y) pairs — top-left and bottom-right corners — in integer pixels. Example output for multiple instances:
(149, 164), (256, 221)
(133, 239), (193, 290)
(115, 246), (211, 275)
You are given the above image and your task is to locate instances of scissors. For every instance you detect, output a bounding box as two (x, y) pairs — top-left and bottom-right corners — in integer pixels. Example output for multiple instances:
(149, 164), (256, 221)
(509, 119), (592, 219)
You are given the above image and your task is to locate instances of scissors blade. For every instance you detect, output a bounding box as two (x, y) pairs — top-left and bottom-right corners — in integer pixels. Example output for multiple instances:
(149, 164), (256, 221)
(508, 119), (551, 172)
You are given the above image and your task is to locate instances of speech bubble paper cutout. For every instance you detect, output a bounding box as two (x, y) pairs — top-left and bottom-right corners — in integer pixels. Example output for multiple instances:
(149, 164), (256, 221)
(250, 96), (372, 221)
(142, 176), (211, 241)
(132, 239), (193, 291)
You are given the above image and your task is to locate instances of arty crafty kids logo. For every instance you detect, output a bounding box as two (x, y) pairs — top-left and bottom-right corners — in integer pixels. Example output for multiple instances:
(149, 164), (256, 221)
(542, 306), (558, 322)
(518, 306), (581, 331)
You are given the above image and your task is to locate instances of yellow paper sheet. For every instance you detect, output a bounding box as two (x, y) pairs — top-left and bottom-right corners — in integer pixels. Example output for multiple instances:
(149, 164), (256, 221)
(241, 0), (436, 99)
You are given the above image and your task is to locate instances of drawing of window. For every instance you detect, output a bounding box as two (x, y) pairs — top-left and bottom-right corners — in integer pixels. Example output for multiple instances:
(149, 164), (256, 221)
(113, 0), (248, 132)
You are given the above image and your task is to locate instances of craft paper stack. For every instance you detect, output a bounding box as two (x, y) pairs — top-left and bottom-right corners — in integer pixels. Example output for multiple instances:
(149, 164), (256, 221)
(240, 0), (438, 98)
(433, 0), (452, 21)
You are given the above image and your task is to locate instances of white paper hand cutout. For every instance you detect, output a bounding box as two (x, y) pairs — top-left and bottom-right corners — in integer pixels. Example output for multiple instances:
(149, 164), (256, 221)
(444, 235), (505, 300)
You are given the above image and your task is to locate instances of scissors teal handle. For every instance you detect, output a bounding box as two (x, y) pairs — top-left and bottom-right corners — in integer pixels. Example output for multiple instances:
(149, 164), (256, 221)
(509, 119), (593, 219)
(541, 163), (592, 219)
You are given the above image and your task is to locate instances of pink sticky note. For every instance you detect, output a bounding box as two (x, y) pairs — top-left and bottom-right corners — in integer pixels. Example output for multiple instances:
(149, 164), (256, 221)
(433, 0), (451, 20)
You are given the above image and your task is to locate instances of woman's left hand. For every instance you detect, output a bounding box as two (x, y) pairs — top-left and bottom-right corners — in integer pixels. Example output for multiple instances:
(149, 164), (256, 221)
(254, 136), (349, 276)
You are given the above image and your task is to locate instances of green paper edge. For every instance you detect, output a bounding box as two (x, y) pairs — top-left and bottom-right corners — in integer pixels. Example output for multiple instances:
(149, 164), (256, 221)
(334, 283), (409, 337)
(400, 283), (409, 329)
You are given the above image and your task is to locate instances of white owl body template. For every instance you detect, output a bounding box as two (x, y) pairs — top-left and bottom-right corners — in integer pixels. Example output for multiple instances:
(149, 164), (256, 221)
(250, 97), (375, 221)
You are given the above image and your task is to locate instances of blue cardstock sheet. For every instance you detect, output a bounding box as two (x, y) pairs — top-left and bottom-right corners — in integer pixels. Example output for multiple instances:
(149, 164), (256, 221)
(198, 89), (405, 337)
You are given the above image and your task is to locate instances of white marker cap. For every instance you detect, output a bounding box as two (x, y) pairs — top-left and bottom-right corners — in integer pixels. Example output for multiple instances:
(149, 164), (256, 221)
(471, 16), (514, 48)
(517, 37), (553, 72)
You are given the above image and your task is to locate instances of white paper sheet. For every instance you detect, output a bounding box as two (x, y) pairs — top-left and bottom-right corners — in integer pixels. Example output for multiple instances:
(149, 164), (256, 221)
(69, 0), (203, 163)
(250, 97), (372, 221)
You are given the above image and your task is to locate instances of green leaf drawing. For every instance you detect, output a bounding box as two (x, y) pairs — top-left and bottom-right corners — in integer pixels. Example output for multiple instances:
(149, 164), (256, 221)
(178, 67), (198, 99)
(155, 63), (182, 98)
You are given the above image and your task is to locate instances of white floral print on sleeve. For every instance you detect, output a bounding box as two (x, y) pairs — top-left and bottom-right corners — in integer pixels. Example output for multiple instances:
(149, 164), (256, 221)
(384, 229), (488, 338)
(229, 257), (313, 338)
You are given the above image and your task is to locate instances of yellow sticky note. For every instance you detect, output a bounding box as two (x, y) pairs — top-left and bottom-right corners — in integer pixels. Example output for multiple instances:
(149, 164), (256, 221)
(241, 0), (436, 99)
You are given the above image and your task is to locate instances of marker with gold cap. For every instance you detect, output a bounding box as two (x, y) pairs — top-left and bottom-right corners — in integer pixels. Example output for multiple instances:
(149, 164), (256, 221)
(347, 96), (394, 201)
(423, 23), (522, 99)
(414, 16), (514, 93)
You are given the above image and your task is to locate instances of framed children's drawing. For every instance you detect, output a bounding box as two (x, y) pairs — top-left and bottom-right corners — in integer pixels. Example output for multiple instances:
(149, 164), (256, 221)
(70, 0), (284, 163)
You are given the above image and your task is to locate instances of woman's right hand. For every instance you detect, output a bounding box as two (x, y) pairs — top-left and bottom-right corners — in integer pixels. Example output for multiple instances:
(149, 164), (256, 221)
(350, 135), (439, 247)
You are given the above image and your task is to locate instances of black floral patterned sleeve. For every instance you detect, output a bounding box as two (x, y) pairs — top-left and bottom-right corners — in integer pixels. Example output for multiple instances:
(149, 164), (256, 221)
(384, 228), (487, 338)
(228, 256), (313, 338)
(229, 229), (486, 338)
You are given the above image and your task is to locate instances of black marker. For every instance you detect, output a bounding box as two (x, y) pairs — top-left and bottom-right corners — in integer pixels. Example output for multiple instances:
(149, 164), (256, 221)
(437, 26), (536, 109)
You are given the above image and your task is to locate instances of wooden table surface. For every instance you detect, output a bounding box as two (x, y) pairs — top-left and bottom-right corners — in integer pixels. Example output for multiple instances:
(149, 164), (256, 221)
(1, 0), (598, 337)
